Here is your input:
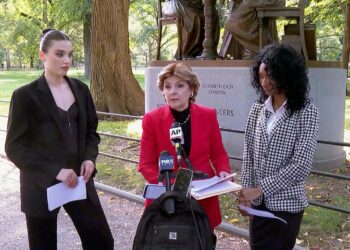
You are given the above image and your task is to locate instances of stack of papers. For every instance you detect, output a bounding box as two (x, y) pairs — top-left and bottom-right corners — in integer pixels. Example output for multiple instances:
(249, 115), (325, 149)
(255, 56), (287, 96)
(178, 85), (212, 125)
(191, 173), (242, 200)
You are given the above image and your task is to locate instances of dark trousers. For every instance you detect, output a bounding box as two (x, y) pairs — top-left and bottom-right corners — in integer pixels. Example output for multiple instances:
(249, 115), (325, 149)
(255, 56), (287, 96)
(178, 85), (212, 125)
(249, 202), (304, 250)
(26, 198), (114, 250)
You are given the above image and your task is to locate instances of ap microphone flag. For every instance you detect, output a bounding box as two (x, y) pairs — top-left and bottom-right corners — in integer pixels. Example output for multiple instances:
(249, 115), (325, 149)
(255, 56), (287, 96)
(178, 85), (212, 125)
(169, 122), (184, 145)
(170, 122), (184, 163)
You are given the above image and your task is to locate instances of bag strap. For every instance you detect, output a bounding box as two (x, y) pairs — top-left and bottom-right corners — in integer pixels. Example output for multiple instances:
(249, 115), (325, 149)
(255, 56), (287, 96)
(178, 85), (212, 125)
(156, 191), (189, 206)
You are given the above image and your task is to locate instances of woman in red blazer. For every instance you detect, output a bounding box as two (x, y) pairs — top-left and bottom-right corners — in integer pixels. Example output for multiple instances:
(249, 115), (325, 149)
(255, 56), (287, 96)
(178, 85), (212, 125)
(138, 62), (231, 229)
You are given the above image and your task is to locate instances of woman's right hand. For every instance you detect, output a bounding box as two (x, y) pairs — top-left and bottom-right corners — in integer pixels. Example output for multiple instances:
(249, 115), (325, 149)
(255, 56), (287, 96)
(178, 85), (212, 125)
(237, 190), (251, 216)
(56, 169), (78, 188)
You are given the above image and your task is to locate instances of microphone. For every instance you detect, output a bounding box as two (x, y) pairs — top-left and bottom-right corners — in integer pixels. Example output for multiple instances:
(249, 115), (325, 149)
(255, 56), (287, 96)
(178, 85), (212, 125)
(159, 151), (175, 191)
(158, 151), (175, 214)
(169, 122), (184, 163)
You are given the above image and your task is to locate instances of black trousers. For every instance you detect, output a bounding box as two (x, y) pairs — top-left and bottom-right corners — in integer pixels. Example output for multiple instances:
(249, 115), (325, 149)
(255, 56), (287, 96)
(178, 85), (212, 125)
(249, 202), (304, 250)
(26, 198), (114, 250)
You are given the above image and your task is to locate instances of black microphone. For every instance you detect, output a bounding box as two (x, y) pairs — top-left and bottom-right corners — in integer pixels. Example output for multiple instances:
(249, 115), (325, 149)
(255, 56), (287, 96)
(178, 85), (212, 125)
(159, 151), (175, 191)
(169, 122), (184, 164)
(158, 151), (175, 214)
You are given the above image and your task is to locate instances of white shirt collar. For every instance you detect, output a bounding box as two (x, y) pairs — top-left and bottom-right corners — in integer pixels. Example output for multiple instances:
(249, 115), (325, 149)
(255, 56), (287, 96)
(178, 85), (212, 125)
(265, 96), (287, 116)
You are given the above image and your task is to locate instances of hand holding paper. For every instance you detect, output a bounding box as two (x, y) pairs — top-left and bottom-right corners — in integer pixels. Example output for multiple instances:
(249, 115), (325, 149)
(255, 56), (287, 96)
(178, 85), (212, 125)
(47, 176), (87, 211)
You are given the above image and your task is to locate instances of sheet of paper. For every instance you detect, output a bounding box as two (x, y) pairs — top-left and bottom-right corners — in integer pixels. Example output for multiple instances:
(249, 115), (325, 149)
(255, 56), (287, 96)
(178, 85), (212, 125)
(47, 176), (86, 211)
(238, 204), (287, 224)
(191, 173), (236, 192)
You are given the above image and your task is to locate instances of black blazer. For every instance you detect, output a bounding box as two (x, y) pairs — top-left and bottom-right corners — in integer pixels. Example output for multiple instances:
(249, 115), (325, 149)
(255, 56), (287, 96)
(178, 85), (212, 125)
(5, 74), (101, 217)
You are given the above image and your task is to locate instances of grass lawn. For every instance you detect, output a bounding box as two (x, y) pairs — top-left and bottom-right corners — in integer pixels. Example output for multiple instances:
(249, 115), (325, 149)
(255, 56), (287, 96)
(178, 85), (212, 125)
(0, 68), (145, 115)
(1, 70), (349, 248)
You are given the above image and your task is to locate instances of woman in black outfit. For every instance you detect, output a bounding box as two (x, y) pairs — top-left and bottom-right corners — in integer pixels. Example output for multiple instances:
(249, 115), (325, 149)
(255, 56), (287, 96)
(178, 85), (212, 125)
(5, 29), (114, 250)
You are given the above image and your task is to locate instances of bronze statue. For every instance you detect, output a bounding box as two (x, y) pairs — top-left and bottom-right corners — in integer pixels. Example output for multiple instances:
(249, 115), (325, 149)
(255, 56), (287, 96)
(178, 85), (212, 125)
(219, 0), (285, 59)
(172, 0), (219, 60)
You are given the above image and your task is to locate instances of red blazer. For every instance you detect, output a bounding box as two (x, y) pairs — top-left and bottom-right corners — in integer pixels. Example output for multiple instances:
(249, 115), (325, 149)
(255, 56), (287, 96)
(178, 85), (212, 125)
(138, 103), (231, 228)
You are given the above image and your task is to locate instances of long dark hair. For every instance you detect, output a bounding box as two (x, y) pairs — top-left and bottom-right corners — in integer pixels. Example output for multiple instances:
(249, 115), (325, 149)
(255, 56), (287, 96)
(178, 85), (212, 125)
(251, 44), (310, 114)
(40, 29), (70, 52)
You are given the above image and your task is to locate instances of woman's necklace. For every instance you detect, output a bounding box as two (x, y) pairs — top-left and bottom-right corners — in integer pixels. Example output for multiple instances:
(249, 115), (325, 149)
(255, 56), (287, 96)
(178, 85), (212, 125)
(176, 113), (191, 126)
(49, 82), (73, 134)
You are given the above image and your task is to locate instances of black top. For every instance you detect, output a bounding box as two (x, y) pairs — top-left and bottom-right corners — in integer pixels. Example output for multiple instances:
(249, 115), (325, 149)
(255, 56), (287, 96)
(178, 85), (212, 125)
(171, 105), (191, 157)
(57, 102), (79, 172)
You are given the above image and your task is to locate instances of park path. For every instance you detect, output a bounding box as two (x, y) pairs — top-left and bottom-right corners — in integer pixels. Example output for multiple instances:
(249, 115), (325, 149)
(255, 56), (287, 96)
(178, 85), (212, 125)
(0, 127), (249, 249)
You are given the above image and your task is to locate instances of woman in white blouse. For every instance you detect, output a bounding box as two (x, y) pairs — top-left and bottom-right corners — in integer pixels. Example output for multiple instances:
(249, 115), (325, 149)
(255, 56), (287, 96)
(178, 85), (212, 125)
(238, 44), (319, 249)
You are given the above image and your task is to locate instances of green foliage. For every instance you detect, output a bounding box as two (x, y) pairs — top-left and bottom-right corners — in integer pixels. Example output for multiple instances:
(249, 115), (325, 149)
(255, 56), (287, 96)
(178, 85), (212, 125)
(0, 0), (349, 68)
(0, 0), (90, 68)
(129, 0), (177, 63)
(304, 0), (349, 61)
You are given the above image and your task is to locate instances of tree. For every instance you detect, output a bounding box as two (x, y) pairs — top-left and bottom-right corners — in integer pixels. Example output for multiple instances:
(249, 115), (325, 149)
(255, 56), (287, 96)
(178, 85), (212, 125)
(0, 0), (89, 69)
(83, 0), (92, 78)
(129, 0), (177, 62)
(90, 0), (144, 115)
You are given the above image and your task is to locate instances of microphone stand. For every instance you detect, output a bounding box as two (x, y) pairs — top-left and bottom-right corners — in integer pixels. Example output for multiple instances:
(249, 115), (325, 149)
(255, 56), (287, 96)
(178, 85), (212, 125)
(181, 147), (208, 180)
(163, 170), (175, 215)
(181, 149), (193, 171)
(175, 142), (183, 168)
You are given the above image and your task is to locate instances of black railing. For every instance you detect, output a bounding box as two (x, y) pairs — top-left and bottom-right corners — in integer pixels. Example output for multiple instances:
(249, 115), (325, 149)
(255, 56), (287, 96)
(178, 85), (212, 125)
(0, 104), (349, 214)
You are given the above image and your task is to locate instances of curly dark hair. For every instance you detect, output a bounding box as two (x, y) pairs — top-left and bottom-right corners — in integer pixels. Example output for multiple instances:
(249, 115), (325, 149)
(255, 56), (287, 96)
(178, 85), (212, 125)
(251, 44), (310, 114)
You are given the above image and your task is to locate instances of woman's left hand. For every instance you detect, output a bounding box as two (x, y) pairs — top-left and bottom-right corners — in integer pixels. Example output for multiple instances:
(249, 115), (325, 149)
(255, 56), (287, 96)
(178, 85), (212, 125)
(219, 171), (232, 180)
(80, 160), (95, 183)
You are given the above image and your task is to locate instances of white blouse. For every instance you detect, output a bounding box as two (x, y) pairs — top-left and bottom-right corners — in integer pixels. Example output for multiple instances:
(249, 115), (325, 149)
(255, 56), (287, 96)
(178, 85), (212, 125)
(265, 96), (287, 141)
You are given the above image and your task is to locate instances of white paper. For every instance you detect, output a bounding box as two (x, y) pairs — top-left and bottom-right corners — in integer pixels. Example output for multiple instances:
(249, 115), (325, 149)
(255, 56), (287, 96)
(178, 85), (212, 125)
(47, 176), (86, 211)
(191, 181), (242, 200)
(238, 204), (287, 224)
(191, 173), (236, 192)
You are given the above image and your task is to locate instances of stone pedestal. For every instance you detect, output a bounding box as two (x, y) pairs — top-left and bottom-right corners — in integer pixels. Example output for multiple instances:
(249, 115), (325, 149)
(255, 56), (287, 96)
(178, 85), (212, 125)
(145, 60), (347, 170)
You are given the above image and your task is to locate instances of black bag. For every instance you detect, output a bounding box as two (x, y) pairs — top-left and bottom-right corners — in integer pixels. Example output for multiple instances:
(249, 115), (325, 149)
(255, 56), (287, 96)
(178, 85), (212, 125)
(133, 191), (216, 250)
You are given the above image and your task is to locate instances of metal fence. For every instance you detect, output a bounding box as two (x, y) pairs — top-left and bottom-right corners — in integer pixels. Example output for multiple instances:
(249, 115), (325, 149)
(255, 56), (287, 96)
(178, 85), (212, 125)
(0, 100), (349, 215)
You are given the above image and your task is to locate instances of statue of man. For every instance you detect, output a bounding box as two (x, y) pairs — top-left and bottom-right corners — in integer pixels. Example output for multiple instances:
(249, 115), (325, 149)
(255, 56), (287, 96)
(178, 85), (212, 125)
(167, 0), (219, 60)
(220, 0), (285, 59)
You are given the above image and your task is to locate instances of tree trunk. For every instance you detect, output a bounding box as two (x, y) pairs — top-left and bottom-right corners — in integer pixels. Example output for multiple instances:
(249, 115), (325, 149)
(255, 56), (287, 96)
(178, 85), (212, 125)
(91, 0), (145, 115)
(42, 0), (48, 24)
(30, 55), (34, 68)
(83, 0), (92, 78)
(5, 48), (11, 69)
(18, 55), (22, 68)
